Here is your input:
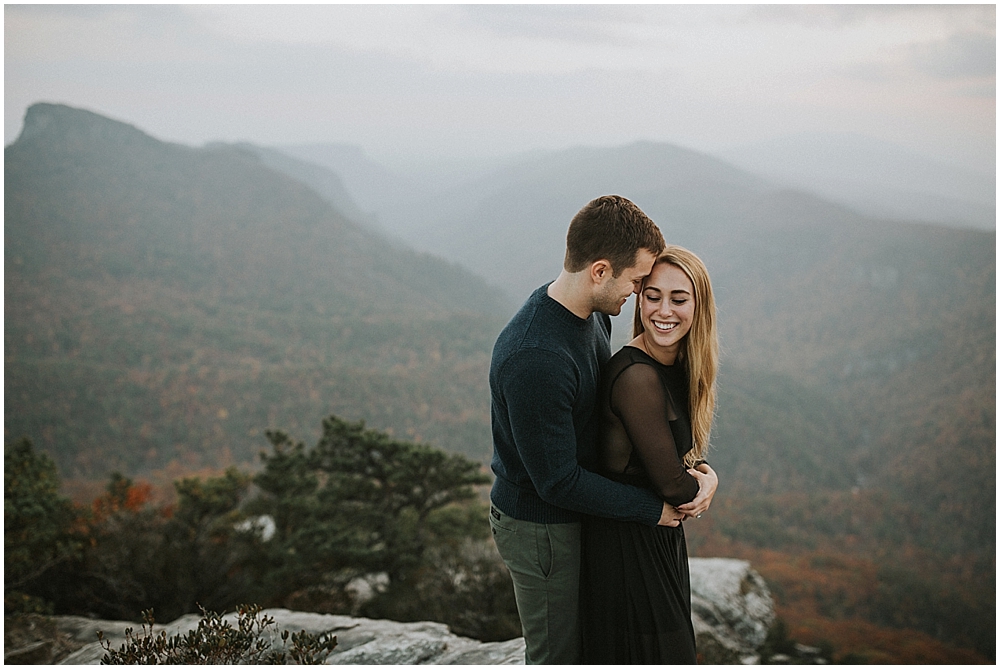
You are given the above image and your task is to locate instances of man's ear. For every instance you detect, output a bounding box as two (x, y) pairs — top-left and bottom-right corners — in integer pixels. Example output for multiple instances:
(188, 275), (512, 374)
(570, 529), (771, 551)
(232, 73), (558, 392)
(590, 259), (613, 285)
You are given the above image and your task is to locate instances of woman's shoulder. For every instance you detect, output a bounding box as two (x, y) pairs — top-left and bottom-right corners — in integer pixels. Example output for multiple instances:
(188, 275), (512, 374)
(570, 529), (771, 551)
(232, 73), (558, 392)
(605, 345), (640, 369)
(604, 346), (661, 387)
(607, 344), (657, 368)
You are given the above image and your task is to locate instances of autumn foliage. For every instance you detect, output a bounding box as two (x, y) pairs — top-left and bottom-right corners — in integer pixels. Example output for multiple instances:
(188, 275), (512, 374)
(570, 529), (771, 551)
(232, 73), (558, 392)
(689, 505), (993, 664)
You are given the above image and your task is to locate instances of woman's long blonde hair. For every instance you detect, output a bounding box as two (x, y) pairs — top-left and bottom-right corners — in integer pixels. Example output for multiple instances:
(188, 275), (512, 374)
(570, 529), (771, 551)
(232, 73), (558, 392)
(632, 245), (718, 466)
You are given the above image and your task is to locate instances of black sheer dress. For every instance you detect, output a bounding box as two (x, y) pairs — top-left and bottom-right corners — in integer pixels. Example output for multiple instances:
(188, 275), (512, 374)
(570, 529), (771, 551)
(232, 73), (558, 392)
(581, 345), (700, 664)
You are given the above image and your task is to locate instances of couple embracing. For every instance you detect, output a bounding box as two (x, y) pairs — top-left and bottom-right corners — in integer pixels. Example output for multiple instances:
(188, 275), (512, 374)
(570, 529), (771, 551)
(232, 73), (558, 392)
(489, 195), (720, 664)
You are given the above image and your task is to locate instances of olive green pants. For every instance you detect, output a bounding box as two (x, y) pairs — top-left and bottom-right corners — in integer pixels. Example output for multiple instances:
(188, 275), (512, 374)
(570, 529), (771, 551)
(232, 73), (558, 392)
(489, 505), (582, 665)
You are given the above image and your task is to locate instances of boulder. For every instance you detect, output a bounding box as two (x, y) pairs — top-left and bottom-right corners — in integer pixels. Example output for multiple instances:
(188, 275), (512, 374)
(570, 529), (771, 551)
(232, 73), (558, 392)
(690, 557), (776, 663)
(56, 557), (773, 665)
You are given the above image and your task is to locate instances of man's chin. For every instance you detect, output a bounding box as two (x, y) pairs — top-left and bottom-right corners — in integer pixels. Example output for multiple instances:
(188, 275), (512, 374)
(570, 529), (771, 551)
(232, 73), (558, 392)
(598, 302), (624, 317)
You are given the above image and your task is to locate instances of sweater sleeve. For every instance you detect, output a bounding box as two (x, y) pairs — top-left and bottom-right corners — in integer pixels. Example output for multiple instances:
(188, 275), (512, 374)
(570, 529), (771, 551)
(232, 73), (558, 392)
(499, 348), (664, 525)
(609, 362), (700, 506)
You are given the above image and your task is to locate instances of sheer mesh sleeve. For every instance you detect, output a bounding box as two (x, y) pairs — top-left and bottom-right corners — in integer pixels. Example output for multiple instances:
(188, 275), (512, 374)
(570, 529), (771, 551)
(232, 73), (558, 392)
(609, 362), (700, 506)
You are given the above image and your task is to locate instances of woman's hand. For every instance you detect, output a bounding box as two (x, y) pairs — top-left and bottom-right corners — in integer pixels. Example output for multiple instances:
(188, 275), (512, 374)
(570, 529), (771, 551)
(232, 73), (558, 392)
(677, 464), (718, 519)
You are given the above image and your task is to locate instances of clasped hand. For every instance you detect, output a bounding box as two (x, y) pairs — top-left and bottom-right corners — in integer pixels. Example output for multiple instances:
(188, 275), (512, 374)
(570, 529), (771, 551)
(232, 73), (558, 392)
(656, 464), (719, 527)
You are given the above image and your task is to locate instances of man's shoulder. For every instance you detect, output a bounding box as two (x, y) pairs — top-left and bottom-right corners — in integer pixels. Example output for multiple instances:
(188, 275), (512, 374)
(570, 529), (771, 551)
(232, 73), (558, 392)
(493, 294), (577, 373)
(492, 283), (609, 366)
(493, 323), (570, 370)
(496, 286), (557, 342)
(596, 311), (612, 335)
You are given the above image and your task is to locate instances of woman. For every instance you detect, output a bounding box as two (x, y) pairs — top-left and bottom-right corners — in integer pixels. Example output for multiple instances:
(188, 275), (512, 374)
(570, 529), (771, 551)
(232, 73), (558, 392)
(581, 245), (720, 664)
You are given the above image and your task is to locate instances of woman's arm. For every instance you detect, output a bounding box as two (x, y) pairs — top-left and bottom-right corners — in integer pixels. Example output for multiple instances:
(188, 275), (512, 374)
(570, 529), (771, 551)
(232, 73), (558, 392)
(610, 363), (700, 506)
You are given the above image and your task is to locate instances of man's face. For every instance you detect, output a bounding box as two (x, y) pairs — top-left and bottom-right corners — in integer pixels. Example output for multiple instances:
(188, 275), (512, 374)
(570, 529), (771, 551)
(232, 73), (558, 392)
(593, 248), (657, 316)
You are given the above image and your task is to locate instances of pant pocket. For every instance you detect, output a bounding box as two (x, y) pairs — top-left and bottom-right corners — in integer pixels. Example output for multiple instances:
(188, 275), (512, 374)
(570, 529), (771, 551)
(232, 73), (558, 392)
(489, 506), (517, 561)
(489, 505), (517, 534)
(536, 523), (553, 578)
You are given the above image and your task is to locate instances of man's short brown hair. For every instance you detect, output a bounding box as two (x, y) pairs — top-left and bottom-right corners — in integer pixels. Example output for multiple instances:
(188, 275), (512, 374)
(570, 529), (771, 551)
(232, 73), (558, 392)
(564, 195), (665, 276)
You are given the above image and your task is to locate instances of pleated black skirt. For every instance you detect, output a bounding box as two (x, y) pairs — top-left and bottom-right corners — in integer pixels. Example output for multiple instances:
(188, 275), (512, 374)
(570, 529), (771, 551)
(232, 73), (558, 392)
(580, 514), (697, 664)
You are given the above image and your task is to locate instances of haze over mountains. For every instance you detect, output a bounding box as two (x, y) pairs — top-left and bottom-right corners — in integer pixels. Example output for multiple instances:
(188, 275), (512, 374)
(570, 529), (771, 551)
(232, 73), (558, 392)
(717, 132), (996, 230)
(4, 102), (995, 658)
(279, 131), (996, 242)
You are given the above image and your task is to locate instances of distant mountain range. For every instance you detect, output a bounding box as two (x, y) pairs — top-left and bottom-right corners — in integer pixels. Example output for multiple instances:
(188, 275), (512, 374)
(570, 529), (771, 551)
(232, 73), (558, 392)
(8, 104), (992, 538)
(5, 102), (512, 477)
(5, 102), (994, 659)
(276, 142), (419, 220)
(227, 142), (373, 228)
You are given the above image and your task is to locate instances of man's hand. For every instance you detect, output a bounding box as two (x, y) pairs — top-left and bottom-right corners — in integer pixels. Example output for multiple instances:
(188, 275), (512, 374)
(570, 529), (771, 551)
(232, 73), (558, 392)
(677, 464), (718, 519)
(657, 501), (684, 527)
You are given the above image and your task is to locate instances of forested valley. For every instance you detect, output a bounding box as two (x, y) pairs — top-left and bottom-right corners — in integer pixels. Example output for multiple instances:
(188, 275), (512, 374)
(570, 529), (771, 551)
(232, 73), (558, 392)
(5, 103), (994, 663)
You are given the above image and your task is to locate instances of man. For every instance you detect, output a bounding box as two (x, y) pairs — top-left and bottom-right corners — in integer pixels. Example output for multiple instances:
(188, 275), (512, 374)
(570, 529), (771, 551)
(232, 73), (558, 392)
(489, 195), (682, 664)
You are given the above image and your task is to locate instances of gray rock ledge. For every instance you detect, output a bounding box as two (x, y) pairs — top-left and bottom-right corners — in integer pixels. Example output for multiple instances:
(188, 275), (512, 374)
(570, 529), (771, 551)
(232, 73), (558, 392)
(56, 557), (774, 664)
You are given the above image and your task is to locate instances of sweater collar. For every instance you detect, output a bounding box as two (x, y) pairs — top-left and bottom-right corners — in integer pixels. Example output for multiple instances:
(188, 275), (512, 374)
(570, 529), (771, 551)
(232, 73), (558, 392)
(535, 282), (593, 328)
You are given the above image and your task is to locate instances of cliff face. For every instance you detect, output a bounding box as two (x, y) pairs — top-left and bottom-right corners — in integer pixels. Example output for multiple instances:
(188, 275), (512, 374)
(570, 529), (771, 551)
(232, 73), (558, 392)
(55, 558), (774, 665)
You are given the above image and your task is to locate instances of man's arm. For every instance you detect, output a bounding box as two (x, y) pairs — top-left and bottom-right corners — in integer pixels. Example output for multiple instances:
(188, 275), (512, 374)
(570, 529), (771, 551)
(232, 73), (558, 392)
(501, 348), (668, 526)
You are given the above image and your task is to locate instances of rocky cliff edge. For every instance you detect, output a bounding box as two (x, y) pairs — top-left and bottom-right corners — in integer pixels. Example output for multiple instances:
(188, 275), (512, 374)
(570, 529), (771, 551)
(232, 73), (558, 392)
(55, 558), (774, 665)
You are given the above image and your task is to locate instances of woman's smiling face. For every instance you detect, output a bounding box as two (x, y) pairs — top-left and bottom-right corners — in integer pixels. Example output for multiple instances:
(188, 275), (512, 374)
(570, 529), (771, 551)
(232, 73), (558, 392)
(639, 262), (695, 360)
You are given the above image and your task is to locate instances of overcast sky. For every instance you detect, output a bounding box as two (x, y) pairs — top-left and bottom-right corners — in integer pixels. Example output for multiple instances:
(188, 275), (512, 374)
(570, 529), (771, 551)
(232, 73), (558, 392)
(4, 4), (996, 172)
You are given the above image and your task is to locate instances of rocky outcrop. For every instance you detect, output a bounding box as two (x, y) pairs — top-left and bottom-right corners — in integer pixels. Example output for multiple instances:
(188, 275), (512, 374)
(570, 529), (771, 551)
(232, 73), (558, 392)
(55, 558), (774, 665)
(56, 614), (526, 665)
(691, 558), (776, 663)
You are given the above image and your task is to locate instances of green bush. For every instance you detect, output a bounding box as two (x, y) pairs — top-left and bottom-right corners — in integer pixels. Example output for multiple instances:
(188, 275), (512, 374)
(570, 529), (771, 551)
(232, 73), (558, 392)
(98, 604), (337, 665)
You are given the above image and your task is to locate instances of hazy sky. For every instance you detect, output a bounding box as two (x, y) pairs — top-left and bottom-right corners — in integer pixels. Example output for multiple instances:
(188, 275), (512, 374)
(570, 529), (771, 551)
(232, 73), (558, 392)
(5, 4), (996, 171)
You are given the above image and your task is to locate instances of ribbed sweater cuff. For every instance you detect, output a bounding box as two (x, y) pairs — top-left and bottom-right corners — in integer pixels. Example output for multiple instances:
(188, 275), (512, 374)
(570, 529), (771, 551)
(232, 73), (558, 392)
(635, 496), (667, 526)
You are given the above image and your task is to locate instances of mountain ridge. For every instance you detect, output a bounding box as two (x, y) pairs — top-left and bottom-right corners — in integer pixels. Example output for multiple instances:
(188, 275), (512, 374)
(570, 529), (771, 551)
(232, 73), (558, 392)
(5, 103), (994, 660)
(5, 102), (511, 476)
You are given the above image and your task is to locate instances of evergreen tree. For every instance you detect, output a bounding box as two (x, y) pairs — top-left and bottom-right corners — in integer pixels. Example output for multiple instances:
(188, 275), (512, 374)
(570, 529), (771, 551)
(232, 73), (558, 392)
(4, 438), (80, 612)
(250, 415), (490, 602)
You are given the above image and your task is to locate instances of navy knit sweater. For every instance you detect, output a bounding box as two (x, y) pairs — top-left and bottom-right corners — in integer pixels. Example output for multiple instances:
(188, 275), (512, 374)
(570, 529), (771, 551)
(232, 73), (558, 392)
(489, 284), (664, 526)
